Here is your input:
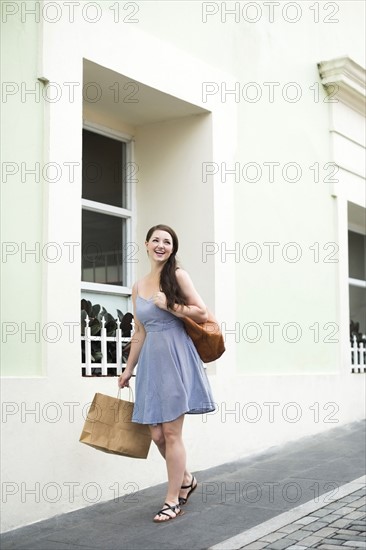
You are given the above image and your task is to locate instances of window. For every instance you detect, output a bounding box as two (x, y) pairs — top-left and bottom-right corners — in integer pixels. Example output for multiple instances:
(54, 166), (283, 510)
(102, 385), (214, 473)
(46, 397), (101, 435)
(81, 125), (134, 294)
(349, 231), (366, 282)
(348, 230), (366, 336)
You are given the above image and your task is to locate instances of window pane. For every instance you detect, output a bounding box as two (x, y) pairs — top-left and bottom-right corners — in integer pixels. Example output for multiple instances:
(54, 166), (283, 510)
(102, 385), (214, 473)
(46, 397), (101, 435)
(82, 129), (127, 208)
(349, 285), (366, 335)
(82, 210), (126, 286)
(348, 231), (366, 280)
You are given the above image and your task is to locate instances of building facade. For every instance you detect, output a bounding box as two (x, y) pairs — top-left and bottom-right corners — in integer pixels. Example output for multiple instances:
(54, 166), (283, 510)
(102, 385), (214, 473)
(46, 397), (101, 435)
(1, 0), (365, 532)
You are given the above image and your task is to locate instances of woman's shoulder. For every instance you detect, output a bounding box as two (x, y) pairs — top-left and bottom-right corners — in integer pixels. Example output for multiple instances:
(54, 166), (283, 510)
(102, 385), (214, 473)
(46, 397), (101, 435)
(131, 282), (138, 297)
(132, 278), (144, 294)
(132, 275), (151, 296)
(175, 267), (192, 283)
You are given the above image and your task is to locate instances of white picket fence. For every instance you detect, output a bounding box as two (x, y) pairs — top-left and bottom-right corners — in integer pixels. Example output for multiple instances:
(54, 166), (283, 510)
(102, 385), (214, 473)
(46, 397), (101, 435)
(81, 315), (133, 376)
(351, 335), (366, 373)
(81, 318), (365, 375)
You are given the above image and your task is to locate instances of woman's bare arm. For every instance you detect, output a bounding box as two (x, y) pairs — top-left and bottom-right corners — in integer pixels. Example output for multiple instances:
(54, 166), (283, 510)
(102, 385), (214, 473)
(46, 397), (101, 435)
(171, 269), (208, 323)
(118, 284), (146, 387)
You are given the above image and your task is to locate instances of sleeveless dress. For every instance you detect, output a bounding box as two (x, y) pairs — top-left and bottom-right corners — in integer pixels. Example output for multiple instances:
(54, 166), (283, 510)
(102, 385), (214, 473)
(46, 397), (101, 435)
(131, 293), (216, 425)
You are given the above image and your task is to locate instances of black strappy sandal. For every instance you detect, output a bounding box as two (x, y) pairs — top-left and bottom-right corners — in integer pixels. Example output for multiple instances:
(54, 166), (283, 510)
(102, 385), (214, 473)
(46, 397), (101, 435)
(179, 475), (197, 506)
(153, 502), (183, 523)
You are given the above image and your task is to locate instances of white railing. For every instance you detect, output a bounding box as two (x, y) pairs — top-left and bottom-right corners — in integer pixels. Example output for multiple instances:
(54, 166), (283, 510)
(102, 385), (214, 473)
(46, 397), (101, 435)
(351, 335), (366, 373)
(81, 320), (366, 375)
(81, 315), (133, 376)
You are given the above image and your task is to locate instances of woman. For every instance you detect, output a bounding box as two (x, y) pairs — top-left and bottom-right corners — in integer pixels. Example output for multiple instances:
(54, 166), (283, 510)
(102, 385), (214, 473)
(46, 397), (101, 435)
(118, 224), (216, 523)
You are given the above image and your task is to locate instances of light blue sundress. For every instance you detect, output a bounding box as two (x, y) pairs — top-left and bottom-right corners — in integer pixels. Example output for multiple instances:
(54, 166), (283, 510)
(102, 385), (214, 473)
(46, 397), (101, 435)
(131, 293), (216, 425)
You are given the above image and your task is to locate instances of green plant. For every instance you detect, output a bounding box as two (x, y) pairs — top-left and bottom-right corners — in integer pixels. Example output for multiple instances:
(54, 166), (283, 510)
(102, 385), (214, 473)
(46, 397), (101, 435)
(350, 320), (366, 344)
(81, 299), (133, 375)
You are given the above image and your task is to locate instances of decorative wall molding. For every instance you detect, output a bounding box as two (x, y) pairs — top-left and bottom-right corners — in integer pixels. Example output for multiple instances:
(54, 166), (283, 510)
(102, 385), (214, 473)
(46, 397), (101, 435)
(318, 57), (366, 115)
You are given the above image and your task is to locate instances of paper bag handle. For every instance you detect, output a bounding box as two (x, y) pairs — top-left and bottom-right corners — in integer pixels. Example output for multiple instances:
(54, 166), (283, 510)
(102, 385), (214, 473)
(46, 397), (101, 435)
(117, 387), (134, 402)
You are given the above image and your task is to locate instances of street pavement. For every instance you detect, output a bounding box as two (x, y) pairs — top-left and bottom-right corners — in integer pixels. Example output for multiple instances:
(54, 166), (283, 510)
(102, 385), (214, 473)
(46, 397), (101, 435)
(1, 419), (365, 550)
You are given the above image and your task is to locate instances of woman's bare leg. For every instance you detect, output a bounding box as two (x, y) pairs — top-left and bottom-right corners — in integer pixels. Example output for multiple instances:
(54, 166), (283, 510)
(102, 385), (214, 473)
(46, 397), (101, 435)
(150, 416), (188, 521)
(163, 415), (186, 504)
(149, 424), (167, 458)
(149, 422), (193, 500)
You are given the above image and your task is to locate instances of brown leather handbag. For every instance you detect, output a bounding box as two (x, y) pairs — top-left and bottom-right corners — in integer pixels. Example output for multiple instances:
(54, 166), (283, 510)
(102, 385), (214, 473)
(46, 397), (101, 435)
(182, 310), (225, 363)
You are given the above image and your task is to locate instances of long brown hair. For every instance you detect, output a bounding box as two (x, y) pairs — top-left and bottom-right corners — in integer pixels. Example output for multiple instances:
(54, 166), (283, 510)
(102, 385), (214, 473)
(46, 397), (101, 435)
(145, 224), (187, 311)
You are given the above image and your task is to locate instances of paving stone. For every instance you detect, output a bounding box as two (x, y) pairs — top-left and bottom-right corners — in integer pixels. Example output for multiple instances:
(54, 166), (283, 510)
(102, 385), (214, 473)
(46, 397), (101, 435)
(353, 498), (366, 508)
(285, 547), (307, 550)
(317, 546), (352, 550)
(319, 514), (345, 524)
(353, 519), (366, 524)
(241, 542), (269, 549)
(343, 511), (366, 520)
(297, 533), (324, 547)
(336, 529), (365, 536)
(332, 533), (366, 542)
(277, 524), (301, 535)
(342, 542), (366, 548)
(266, 538), (297, 550)
(325, 501), (352, 510)
(328, 519), (352, 528)
(311, 509), (335, 518)
(286, 530), (312, 542)
(259, 532), (287, 543)
(342, 495), (363, 503)
(302, 521), (329, 532)
(351, 525), (366, 532)
(313, 527), (338, 537)
(320, 538), (352, 545)
(293, 516), (319, 525)
(331, 506), (357, 515)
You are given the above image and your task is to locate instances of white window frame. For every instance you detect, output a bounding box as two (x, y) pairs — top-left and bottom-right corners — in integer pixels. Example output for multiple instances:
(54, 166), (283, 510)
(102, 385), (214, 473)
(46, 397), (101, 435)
(81, 121), (135, 297)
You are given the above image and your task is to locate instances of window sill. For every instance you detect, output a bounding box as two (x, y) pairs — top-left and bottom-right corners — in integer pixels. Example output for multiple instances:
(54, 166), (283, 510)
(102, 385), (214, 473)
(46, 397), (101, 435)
(81, 282), (131, 296)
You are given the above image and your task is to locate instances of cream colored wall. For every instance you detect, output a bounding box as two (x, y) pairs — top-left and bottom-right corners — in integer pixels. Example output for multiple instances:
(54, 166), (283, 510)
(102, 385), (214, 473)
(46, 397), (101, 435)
(134, 114), (214, 307)
(232, 61), (340, 375)
(1, 0), (365, 533)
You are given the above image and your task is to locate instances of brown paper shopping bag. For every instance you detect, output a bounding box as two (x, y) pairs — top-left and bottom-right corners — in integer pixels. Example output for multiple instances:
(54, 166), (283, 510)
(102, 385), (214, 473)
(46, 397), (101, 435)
(79, 389), (151, 459)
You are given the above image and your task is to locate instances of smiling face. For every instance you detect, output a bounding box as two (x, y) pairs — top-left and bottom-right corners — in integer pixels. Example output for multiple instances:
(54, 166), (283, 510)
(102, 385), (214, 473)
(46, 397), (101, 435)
(145, 230), (174, 263)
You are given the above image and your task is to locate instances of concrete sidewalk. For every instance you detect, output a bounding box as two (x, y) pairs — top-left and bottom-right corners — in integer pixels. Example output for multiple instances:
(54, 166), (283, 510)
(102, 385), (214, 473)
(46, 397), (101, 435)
(1, 420), (365, 550)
